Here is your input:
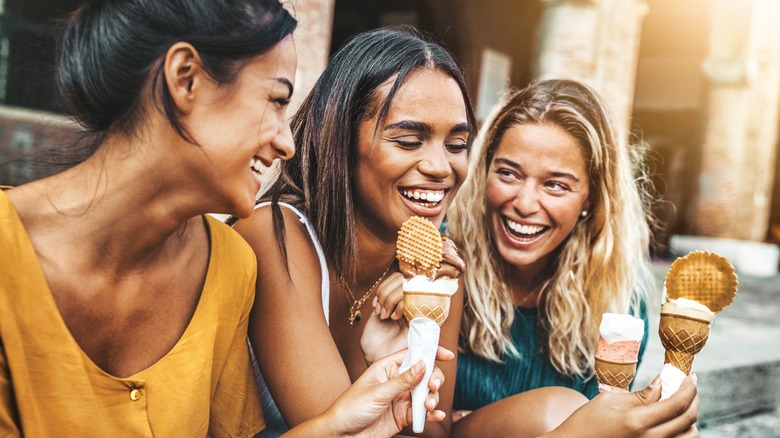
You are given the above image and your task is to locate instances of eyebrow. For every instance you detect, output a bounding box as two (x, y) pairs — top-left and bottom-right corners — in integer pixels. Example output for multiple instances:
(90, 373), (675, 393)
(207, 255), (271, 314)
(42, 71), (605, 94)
(274, 78), (294, 99)
(493, 157), (581, 182)
(383, 120), (471, 134)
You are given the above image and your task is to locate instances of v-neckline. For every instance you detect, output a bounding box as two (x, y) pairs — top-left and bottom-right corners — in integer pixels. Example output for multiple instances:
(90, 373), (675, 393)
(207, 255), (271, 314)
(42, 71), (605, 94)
(0, 190), (215, 381)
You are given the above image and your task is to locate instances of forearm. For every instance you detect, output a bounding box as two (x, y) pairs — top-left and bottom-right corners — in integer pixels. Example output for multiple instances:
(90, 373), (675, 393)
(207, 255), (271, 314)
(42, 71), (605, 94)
(282, 413), (339, 438)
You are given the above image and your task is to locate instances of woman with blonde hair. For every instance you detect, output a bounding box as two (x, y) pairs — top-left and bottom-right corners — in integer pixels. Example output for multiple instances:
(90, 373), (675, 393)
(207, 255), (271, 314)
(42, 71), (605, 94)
(448, 79), (698, 436)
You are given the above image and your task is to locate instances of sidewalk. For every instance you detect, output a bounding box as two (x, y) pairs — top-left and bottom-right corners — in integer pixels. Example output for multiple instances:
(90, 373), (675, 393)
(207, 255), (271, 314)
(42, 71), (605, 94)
(634, 260), (780, 430)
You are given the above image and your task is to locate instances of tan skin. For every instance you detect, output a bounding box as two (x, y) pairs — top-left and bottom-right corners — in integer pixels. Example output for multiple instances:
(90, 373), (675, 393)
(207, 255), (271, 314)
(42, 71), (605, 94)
(5, 36), (450, 438)
(5, 39), (296, 378)
(235, 68), (469, 437)
(452, 122), (699, 437)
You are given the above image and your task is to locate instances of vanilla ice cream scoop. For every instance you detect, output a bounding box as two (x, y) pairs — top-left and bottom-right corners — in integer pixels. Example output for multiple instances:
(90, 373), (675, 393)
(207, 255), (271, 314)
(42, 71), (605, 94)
(661, 298), (715, 322)
(599, 313), (645, 343)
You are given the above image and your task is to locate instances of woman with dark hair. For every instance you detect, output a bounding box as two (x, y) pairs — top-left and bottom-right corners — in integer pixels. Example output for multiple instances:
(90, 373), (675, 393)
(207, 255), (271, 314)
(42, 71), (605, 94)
(0, 2), (451, 436)
(234, 27), (474, 437)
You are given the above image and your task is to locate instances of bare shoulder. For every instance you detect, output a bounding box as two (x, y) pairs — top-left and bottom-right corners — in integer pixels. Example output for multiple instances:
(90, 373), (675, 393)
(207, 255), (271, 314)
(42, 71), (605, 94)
(233, 204), (311, 252)
(233, 203), (322, 284)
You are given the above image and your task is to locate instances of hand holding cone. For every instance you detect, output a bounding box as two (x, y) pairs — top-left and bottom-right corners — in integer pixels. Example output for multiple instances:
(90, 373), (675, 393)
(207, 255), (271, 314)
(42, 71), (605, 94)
(396, 217), (457, 433)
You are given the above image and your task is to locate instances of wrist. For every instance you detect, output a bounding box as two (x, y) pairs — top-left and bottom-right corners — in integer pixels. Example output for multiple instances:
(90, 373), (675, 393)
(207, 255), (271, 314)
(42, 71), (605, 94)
(286, 412), (342, 438)
(363, 352), (377, 367)
(319, 404), (346, 437)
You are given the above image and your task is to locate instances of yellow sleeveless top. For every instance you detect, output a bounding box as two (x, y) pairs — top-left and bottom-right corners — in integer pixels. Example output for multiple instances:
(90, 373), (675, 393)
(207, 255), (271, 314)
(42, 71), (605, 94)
(0, 191), (263, 436)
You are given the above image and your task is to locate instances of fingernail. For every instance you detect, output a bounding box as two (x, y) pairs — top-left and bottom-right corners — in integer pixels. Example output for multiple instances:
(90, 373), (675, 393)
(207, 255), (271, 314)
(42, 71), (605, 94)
(650, 375), (661, 388)
(433, 378), (442, 390)
(380, 308), (387, 319)
(412, 360), (424, 375)
(598, 383), (612, 392)
(691, 373), (698, 385)
(372, 296), (378, 307)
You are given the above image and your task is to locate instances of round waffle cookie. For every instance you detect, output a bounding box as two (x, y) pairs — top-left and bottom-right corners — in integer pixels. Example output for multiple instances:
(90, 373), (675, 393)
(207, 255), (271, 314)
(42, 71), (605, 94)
(664, 251), (738, 313)
(397, 216), (442, 273)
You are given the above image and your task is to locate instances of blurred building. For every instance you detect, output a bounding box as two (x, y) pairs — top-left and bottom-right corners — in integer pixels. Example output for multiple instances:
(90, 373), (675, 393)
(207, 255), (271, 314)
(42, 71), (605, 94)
(1, 0), (779, 257)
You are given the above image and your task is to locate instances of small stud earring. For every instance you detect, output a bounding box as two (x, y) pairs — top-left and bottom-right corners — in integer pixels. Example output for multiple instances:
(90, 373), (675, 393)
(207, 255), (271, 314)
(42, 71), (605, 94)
(581, 211), (588, 217)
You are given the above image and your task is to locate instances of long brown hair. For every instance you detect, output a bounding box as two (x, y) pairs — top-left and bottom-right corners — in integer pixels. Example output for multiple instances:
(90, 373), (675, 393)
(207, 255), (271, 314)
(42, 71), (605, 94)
(264, 27), (476, 283)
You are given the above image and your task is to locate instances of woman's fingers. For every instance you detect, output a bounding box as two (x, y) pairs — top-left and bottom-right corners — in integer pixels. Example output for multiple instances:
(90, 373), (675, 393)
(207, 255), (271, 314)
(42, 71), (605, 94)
(435, 346), (455, 362)
(427, 367), (444, 392)
(598, 383), (630, 394)
(424, 409), (446, 423)
(375, 273), (404, 320)
(452, 410), (472, 422)
(630, 375), (699, 433)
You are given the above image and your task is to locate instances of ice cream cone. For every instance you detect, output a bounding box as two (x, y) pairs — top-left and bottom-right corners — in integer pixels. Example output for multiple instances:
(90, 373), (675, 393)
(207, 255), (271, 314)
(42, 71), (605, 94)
(395, 217), (457, 434)
(594, 357), (637, 390)
(403, 290), (451, 326)
(658, 312), (711, 375)
(659, 251), (737, 398)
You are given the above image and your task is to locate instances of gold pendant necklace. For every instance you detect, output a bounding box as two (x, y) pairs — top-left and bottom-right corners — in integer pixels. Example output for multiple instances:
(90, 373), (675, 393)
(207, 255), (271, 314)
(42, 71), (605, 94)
(341, 265), (392, 327)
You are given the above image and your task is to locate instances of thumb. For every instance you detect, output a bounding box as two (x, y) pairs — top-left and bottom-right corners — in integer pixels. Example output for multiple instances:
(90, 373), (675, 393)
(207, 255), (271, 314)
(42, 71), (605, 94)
(632, 375), (662, 405)
(374, 360), (425, 403)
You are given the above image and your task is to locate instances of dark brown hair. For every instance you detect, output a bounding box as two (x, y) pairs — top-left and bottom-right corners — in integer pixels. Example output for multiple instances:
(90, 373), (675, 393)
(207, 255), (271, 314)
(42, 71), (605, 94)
(266, 26), (476, 282)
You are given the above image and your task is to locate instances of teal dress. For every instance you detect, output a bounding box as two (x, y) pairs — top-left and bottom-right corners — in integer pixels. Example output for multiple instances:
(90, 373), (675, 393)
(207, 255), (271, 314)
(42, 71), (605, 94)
(454, 301), (648, 409)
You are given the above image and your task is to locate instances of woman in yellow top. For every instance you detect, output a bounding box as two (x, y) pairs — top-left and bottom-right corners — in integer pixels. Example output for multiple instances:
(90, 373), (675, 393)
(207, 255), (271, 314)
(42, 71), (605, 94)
(0, 0), (450, 436)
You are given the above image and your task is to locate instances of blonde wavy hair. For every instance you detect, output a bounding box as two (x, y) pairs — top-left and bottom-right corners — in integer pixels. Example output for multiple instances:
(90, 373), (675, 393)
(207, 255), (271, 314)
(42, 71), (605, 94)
(448, 79), (655, 378)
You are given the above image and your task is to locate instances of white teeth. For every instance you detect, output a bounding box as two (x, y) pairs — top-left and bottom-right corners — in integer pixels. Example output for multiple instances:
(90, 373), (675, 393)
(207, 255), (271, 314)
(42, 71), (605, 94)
(505, 218), (545, 235)
(402, 190), (445, 204)
(250, 158), (265, 176)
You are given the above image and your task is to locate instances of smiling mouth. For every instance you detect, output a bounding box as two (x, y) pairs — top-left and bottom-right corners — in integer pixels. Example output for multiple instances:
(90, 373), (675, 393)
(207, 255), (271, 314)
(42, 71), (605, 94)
(250, 157), (266, 181)
(400, 189), (445, 208)
(503, 216), (547, 242)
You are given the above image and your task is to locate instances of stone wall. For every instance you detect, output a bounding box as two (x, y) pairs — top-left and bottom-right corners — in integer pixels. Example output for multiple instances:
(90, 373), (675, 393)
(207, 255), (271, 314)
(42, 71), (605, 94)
(690, 0), (780, 241)
(534, 0), (648, 135)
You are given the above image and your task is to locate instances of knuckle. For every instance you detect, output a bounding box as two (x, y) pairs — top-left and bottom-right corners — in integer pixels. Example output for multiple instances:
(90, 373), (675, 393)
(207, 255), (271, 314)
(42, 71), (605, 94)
(672, 398), (689, 416)
(624, 415), (643, 433)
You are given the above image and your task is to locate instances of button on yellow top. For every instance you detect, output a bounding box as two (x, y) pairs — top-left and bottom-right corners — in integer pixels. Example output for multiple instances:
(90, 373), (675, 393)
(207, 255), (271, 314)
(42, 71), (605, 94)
(129, 389), (142, 401)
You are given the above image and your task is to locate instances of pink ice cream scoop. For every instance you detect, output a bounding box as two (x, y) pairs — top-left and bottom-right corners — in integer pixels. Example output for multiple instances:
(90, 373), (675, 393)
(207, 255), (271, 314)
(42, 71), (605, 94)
(594, 313), (644, 390)
(596, 337), (641, 362)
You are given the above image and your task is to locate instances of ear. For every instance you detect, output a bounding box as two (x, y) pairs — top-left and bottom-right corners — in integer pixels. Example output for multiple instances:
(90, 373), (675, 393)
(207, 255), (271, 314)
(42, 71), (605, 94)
(163, 42), (205, 115)
(582, 198), (592, 216)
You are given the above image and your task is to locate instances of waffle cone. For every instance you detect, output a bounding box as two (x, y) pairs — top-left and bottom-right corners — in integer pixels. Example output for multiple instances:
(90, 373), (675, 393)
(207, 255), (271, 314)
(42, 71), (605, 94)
(665, 251), (738, 313)
(403, 290), (451, 326)
(397, 217), (442, 274)
(594, 357), (637, 390)
(658, 313), (711, 374)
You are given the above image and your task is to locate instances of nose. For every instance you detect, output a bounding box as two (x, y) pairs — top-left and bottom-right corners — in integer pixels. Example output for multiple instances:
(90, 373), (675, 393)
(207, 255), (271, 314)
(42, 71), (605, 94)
(271, 122), (295, 161)
(512, 182), (541, 216)
(417, 145), (452, 179)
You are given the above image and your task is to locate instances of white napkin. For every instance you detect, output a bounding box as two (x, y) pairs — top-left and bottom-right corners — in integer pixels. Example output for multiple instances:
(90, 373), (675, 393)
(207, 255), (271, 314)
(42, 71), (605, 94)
(659, 363), (686, 400)
(399, 317), (440, 433)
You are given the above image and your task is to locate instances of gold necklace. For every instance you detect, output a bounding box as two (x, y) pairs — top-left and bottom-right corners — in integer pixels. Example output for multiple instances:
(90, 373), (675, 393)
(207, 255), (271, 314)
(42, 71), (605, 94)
(341, 265), (392, 327)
